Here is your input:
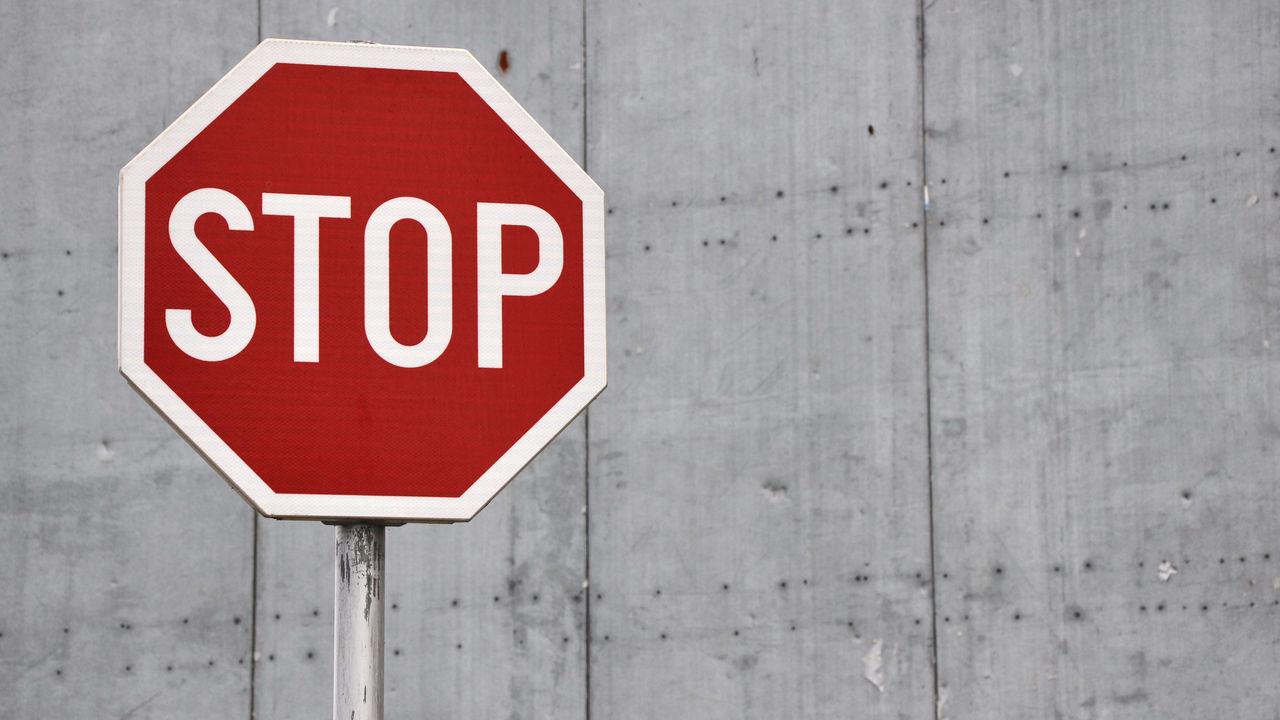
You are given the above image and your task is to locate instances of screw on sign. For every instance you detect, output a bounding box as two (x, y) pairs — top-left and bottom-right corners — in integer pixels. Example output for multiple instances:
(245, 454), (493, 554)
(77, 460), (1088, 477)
(118, 40), (605, 720)
(119, 39), (606, 522)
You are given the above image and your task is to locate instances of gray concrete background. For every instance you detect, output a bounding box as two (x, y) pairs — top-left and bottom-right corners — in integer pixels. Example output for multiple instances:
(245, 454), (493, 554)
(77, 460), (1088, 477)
(1, 1), (1276, 718)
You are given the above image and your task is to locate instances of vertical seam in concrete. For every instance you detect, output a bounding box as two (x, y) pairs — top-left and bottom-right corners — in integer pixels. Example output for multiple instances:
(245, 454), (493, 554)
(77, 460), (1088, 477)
(583, 413), (592, 720)
(581, 3), (592, 720)
(248, 514), (259, 720)
(916, 2), (941, 718)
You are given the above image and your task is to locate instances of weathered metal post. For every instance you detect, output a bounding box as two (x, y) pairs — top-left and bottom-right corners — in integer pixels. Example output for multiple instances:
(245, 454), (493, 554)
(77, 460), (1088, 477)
(335, 524), (385, 720)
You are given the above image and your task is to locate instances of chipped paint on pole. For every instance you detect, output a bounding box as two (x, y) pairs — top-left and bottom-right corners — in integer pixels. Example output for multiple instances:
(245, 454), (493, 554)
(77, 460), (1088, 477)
(335, 524), (384, 720)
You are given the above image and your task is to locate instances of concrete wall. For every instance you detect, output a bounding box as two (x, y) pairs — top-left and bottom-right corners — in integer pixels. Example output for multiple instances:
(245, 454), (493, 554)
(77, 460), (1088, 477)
(2, 1), (1276, 718)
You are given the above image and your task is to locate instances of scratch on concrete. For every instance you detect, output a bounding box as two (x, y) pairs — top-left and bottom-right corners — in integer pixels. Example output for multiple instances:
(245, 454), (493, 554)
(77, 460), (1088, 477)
(118, 689), (163, 720)
(0, 649), (57, 692)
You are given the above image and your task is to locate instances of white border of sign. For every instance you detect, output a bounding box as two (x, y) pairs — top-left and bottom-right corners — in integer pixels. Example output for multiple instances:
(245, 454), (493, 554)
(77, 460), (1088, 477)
(119, 39), (606, 523)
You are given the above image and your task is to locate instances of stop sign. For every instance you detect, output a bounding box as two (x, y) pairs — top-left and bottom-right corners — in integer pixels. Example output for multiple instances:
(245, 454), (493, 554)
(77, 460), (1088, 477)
(119, 40), (605, 522)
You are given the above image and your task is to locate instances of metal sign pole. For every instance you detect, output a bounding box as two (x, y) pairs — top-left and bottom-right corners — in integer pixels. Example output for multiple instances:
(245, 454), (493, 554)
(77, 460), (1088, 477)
(335, 524), (385, 720)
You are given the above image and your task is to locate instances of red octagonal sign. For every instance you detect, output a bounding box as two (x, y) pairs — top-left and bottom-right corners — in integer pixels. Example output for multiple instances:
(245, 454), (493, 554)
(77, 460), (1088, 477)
(120, 40), (606, 522)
